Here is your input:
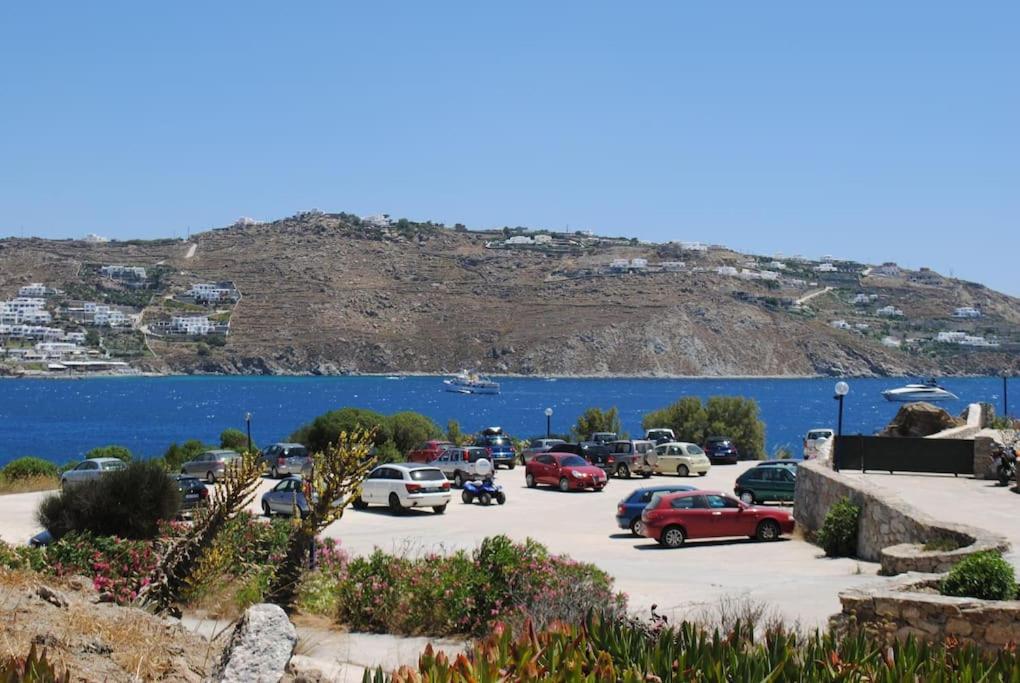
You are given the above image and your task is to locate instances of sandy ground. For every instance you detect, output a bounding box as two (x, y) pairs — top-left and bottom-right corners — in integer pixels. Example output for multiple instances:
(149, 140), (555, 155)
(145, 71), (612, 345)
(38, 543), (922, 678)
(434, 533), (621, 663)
(0, 462), (883, 633)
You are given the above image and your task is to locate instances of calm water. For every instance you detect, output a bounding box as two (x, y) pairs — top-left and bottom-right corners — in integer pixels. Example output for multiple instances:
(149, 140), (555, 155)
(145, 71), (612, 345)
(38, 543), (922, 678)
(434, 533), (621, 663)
(0, 376), (1013, 466)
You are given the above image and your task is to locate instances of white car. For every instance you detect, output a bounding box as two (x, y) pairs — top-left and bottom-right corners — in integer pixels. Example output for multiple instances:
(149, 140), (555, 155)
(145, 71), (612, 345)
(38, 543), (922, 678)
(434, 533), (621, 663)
(651, 442), (711, 477)
(352, 463), (451, 514)
(803, 429), (834, 460)
(60, 457), (126, 487)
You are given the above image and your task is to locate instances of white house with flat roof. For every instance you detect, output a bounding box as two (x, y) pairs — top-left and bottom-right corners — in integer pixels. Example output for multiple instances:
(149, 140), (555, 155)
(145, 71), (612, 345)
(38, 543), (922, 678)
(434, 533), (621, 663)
(876, 305), (904, 317)
(660, 261), (685, 272)
(814, 263), (838, 273)
(937, 331), (967, 343)
(101, 265), (147, 281)
(18, 283), (48, 297)
(953, 306), (982, 318)
(830, 320), (852, 330)
(187, 282), (240, 303)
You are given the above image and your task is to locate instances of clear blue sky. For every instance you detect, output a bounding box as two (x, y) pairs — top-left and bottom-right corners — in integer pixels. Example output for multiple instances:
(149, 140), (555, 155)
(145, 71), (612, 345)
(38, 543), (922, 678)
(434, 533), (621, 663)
(2, 2), (1017, 294)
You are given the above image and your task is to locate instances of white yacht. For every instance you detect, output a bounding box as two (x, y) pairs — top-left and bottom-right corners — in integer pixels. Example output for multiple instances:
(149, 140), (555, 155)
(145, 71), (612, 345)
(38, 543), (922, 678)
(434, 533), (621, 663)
(443, 370), (500, 395)
(882, 379), (958, 402)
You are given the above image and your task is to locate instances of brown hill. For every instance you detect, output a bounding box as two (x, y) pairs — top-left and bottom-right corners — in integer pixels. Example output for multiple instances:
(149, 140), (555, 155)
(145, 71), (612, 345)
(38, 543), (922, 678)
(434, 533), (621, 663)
(1, 214), (1017, 377)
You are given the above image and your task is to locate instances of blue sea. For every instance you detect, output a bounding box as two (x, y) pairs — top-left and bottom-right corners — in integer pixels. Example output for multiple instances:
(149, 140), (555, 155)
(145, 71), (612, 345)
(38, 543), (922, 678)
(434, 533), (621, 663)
(0, 376), (1013, 466)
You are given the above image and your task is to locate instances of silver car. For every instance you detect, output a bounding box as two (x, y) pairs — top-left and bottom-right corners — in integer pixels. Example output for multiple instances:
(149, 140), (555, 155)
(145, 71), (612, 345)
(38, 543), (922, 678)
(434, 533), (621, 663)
(433, 446), (492, 488)
(180, 449), (241, 483)
(521, 438), (565, 464)
(60, 458), (126, 487)
(261, 443), (311, 478)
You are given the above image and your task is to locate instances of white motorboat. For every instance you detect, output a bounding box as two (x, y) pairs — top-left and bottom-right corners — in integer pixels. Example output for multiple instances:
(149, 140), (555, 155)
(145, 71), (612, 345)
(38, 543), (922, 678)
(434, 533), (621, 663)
(882, 380), (958, 402)
(443, 371), (500, 395)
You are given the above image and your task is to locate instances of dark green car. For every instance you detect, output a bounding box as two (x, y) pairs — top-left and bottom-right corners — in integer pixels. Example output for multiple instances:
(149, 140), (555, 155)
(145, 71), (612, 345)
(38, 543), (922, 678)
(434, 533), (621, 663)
(733, 463), (796, 504)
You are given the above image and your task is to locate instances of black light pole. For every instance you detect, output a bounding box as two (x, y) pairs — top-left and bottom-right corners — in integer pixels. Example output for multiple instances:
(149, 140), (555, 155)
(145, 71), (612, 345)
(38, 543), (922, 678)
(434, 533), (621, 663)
(833, 381), (849, 471)
(245, 412), (252, 453)
(544, 407), (553, 439)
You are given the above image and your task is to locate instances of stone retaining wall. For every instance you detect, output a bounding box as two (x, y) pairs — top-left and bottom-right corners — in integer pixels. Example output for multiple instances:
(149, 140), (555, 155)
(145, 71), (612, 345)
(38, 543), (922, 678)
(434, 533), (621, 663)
(794, 461), (1008, 573)
(837, 573), (1020, 649)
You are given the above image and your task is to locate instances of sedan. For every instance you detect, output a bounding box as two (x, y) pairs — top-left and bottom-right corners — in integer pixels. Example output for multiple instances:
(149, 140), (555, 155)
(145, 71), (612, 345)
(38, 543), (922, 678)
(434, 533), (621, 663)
(60, 458), (126, 487)
(261, 475), (345, 517)
(173, 474), (209, 514)
(526, 453), (607, 492)
(616, 484), (697, 536)
(180, 449), (241, 483)
(641, 490), (795, 548)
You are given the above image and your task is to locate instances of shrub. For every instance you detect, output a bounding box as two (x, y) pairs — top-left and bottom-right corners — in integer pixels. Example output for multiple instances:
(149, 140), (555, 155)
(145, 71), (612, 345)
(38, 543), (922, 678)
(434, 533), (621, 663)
(571, 407), (622, 440)
(816, 497), (860, 557)
(161, 439), (208, 471)
(46, 532), (158, 604)
(84, 445), (132, 462)
(1, 457), (58, 481)
(290, 407), (392, 453)
(389, 412), (442, 454)
(941, 551), (1017, 601)
(641, 395), (766, 458)
(219, 428), (254, 453)
(37, 461), (181, 540)
(642, 396), (707, 445)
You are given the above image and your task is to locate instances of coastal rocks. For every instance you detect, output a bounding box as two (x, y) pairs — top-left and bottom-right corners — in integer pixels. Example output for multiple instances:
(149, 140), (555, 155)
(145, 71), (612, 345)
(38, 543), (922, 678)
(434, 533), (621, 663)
(880, 403), (962, 438)
(216, 603), (297, 683)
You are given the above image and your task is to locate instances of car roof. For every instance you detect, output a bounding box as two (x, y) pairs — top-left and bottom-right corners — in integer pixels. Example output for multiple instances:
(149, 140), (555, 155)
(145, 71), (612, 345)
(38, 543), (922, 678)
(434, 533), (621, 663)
(755, 460), (798, 466)
(386, 462), (441, 470)
(635, 484), (697, 494)
(271, 442), (306, 448)
(661, 489), (726, 498)
(656, 441), (700, 448)
(86, 457), (124, 464)
(206, 449), (239, 455)
(706, 436), (732, 441)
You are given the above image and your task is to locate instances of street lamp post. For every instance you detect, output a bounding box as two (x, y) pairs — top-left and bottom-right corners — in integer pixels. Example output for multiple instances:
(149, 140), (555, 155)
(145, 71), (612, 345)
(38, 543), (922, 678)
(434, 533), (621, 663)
(544, 407), (553, 439)
(245, 412), (252, 454)
(833, 381), (849, 471)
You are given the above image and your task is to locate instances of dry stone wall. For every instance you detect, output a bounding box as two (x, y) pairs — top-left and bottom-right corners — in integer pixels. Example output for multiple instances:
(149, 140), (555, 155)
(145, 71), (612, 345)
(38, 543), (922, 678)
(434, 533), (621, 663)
(794, 461), (1008, 573)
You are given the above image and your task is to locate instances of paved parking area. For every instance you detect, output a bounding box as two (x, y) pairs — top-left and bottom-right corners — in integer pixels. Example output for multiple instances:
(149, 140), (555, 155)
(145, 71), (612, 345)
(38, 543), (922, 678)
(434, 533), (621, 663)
(0, 462), (885, 628)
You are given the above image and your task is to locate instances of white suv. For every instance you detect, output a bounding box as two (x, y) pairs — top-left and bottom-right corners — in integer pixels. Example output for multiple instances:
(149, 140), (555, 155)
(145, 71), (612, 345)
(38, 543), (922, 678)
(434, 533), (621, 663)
(803, 429), (834, 460)
(352, 463), (451, 514)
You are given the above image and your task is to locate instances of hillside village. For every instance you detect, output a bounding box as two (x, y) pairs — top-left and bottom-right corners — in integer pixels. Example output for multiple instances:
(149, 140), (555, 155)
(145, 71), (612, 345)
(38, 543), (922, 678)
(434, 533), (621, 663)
(0, 211), (1017, 377)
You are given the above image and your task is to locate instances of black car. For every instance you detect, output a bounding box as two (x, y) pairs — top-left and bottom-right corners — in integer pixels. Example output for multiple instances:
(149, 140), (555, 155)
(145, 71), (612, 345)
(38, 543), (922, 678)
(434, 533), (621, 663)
(173, 474), (209, 514)
(703, 437), (740, 464)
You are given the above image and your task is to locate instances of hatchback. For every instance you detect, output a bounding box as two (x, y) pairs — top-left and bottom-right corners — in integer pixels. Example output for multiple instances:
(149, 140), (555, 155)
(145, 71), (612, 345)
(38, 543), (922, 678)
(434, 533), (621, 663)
(616, 484), (696, 536)
(733, 463), (797, 504)
(641, 490), (795, 548)
(703, 437), (740, 464)
(261, 443), (311, 478)
(173, 474), (209, 514)
(652, 442), (711, 477)
(526, 453), (607, 492)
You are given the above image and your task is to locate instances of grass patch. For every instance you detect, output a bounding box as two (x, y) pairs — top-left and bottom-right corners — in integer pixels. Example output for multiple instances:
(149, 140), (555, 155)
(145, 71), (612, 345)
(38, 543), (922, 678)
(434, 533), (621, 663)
(0, 474), (60, 495)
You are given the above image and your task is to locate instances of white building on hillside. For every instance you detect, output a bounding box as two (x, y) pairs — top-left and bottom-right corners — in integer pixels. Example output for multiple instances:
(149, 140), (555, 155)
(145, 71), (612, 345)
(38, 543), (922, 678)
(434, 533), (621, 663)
(953, 306), (982, 318)
(187, 282), (240, 303)
(937, 331), (967, 343)
(768, 261), (787, 270)
(871, 262), (901, 278)
(630, 258), (648, 270)
(851, 293), (878, 305)
(882, 336), (902, 348)
(814, 263), (838, 273)
(678, 241), (708, 252)
(610, 259), (630, 272)
(533, 234), (553, 244)
(660, 261), (685, 272)
(876, 305), (904, 317)
(18, 283), (48, 297)
(0, 297), (51, 325)
(83, 233), (109, 243)
(101, 265), (147, 281)
(170, 316), (215, 335)
(716, 266), (738, 277)
(830, 320), (852, 330)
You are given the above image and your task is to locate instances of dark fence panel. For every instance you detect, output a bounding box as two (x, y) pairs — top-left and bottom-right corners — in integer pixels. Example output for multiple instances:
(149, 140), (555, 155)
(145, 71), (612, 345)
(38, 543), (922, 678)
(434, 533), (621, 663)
(834, 435), (974, 476)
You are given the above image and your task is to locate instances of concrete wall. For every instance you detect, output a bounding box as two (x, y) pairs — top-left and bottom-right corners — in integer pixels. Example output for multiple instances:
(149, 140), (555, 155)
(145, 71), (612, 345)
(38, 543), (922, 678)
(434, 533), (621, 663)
(837, 573), (1020, 649)
(794, 461), (1008, 573)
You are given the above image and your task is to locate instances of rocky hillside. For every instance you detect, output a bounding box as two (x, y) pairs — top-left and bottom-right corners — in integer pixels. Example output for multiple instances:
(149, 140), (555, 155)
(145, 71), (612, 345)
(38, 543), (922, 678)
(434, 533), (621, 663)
(1, 213), (1017, 377)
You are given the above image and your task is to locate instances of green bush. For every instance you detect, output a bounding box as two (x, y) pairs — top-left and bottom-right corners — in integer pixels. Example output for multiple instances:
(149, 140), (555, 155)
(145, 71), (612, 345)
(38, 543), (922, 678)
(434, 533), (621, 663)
(36, 461), (181, 540)
(642, 396), (707, 445)
(84, 445), (132, 462)
(941, 552), (1017, 601)
(290, 407), (393, 453)
(161, 439), (209, 471)
(816, 497), (860, 557)
(1, 457), (58, 481)
(571, 406), (622, 440)
(389, 412), (442, 454)
(219, 428), (254, 453)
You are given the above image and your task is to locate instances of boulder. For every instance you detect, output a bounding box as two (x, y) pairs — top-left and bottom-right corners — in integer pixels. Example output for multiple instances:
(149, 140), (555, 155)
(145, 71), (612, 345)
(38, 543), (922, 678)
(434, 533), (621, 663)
(216, 603), (297, 683)
(880, 402), (962, 438)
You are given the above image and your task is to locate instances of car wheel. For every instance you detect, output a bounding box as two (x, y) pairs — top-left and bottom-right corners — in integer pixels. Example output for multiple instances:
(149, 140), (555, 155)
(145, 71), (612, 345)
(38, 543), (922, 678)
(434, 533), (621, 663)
(352, 496), (367, 510)
(496, 492), (506, 505)
(756, 519), (781, 542)
(433, 504), (447, 514)
(740, 491), (755, 505)
(630, 518), (646, 537)
(461, 490), (472, 504)
(480, 492), (492, 506)
(271, 466), (279, 479)
(677, 464), (689, 477)
(206, 471), (215, 485)
(616, 464), (630, 479)
(660, 525), (686, 548)
(526, 473), (536, 488)
(262, 502), (272, 518)
(454, 472), (464, 489)
(558, 477), (570, 492)
(388, 493), (404, 514)
(699, 472), (707, 477)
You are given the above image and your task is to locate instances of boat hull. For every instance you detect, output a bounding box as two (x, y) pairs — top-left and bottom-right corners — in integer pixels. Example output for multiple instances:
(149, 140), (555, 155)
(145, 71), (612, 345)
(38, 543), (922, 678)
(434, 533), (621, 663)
(443, 380), (500, 395)
(882, 390), (958, 402)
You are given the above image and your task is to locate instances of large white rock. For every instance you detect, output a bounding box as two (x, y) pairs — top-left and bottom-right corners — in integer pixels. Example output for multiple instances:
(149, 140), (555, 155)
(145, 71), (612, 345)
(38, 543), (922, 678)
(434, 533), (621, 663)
(217, 603), (297, 683)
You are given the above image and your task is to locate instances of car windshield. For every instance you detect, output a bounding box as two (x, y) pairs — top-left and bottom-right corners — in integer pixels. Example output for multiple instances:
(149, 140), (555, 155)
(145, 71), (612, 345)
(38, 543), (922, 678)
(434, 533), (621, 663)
(283, 446), (308, 458)
(101, 461), (126, 471)
(559, 455), (587, 467)
(486, 437), (509, 446)
(409, 468), (445, 481)
(635, 442), (652, 453)
(688, 445), (705, 455)
(712, 440), (733, 448)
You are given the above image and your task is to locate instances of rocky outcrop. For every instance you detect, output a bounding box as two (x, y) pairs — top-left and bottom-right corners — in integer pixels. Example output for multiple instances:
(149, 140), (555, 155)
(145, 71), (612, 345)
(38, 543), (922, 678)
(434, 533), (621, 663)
(216, 603), (297, 683)
(879, 403), (962, 438)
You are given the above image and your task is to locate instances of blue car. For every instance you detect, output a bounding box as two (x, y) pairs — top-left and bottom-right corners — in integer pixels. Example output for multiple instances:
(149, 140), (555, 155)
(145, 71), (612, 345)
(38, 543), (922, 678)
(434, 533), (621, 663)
(616, 485), (697, 536)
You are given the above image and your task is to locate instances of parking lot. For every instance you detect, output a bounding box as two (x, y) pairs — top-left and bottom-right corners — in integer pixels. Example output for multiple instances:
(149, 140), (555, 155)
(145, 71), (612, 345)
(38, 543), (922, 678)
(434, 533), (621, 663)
(0, 461), (885, 628)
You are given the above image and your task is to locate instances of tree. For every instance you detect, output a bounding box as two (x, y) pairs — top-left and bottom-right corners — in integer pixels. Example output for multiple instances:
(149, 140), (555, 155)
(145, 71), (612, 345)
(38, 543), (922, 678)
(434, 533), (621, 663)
(290, 407), (392, 453)
(704, 396), (765, 458)
(84, 445), (133, 462)
(572, 407), (622, 441)
(267, 429), (376, 610)
(641, 397), (708, 445)
(220, 428), (254, 453)
(162, 439), (209, 471)
(447, 419), (466, 445)
(389, 412), (442, 454)
(85, 329), (100, 347)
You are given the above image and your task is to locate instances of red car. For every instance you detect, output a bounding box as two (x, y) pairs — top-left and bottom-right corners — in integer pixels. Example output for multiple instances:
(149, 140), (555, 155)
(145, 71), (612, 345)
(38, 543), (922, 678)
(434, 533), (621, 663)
(641, 490), (794, 548)
(525, 452), (607, 492)
(407, 440), (454, 463)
